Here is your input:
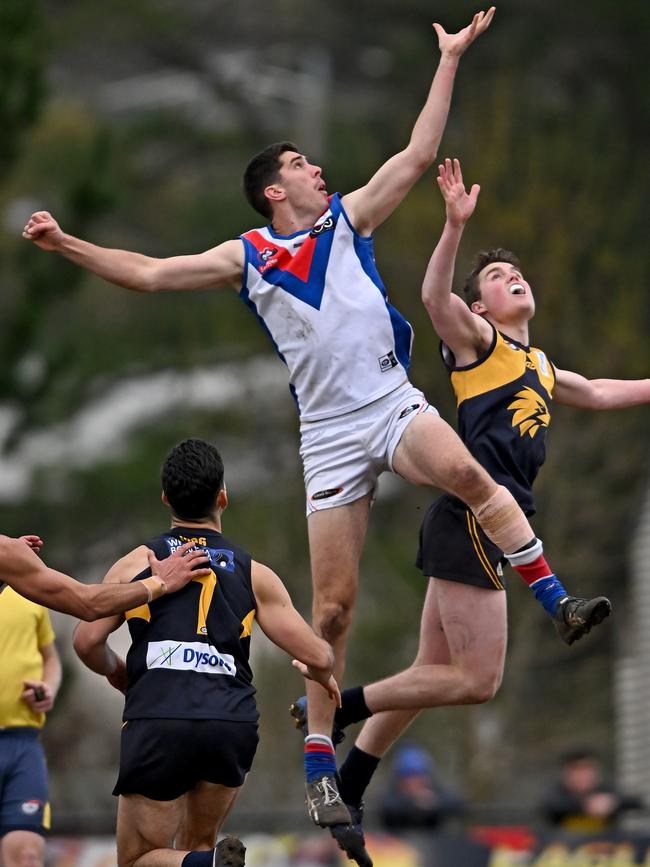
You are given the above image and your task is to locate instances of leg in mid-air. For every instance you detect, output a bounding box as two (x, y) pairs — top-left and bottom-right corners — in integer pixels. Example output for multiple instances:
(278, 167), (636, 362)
(301, 495), (372, 828)
(392, 411), (610, 643)
(116, 783), (245, 867)
(293, 564), (506, 865)
(291, 408), (608, 864)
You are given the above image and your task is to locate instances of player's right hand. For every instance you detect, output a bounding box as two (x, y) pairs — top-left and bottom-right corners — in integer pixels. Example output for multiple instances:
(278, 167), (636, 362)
(22, 211), (65, 251)
(18, 535), (44, 555)
(292, 659), (342, 707)
(106, 659), (128, 695)
(148, 541), (211, 594)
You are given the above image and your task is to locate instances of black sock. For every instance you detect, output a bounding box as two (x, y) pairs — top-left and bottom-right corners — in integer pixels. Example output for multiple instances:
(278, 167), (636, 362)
(338, 745), (381, 807)
(334, 686), (373, 730)
(182, 852), (212, 867)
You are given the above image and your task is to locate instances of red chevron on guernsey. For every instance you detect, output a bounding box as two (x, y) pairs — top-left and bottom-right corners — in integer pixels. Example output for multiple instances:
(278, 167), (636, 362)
(243, 229), (318, 281)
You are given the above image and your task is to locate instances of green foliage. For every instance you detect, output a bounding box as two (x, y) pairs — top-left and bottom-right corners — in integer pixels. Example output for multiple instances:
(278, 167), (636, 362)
(0, 1), (45, 178)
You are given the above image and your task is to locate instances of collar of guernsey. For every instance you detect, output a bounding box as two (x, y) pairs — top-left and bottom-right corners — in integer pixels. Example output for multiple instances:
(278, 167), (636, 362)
(239, 192), (414, 422)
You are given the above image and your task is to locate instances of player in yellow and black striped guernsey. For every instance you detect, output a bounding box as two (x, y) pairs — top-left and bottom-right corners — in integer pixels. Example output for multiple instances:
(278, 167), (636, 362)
(291, 159), (650, 859)
(74, 438), (340, 867)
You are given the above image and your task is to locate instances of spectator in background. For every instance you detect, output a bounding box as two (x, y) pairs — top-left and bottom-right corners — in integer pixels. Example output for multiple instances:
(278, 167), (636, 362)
(0, 587), (62, 867)
(380, 744), (465, 832)
(540, 748), (643, 833)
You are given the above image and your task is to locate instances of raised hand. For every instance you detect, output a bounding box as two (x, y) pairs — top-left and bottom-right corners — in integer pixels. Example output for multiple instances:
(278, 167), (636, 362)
(148, 541), (212, 594)
(19, 535), (44, 554)
(433, 7), (496, 59)
(22, 211), (65, 251)
(437, 158), (480, 227)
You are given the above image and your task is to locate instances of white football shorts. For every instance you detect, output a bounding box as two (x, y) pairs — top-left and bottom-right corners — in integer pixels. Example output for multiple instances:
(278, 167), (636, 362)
(299, 380), (438, 515)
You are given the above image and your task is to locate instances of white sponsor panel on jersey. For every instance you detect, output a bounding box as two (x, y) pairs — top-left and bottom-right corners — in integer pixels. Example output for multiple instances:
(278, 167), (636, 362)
(146, 640), (236, 676)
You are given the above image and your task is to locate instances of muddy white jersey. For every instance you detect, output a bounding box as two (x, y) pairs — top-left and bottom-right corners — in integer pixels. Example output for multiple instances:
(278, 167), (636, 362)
(239, 193), (413, 421)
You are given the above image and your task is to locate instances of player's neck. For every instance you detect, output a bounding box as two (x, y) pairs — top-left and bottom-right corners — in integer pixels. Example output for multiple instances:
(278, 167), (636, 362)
(170, 517), (222, 533)
(489, 316), (530, 347)
(270, 202), (325, 236)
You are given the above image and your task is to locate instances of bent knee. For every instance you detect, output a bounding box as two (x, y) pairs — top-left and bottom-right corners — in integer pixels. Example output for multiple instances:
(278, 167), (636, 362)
(447, 460), (491, 503)
(314, 598), (355, 643)
(463, 670), (502, 704)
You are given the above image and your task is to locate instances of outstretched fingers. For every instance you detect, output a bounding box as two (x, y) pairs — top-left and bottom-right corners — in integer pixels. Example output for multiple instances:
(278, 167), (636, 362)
(433, 7), (496, 52)
(479, 7), (497, 34)
(147, 542), (212, 579)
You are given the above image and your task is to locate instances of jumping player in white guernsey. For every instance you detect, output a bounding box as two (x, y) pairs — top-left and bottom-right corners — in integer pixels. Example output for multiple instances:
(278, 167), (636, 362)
(240, 192), (413, 424)
(24, 8), (582, 862)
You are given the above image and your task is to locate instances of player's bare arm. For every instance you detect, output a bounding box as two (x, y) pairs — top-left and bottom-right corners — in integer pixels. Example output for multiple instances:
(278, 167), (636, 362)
(0, 536), (210, 620)
(343, 8), (495, 235)
(23, 211), (244, 292)
(252, 560), (340, 706)
(73, 542), (211, 690)
(73, 610), (127, 692)
(421, 158), (492, 363)
(22, 641), (62, 714)
(553, 368), (650, 410)
(72, 547), (148, 689)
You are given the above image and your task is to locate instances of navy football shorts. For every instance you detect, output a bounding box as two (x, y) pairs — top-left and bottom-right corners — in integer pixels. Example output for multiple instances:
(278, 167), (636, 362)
(114, 718), (259, 801)
(0, 729), (50, 837)
(416, 494), (506, 591)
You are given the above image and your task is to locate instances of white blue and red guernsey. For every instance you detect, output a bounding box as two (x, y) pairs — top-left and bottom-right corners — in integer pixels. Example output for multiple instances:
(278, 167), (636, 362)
(239, 193), (414, 422)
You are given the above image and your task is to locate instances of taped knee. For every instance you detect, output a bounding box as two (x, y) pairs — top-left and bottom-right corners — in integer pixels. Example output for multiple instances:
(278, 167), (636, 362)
(472, 485), (534, 555)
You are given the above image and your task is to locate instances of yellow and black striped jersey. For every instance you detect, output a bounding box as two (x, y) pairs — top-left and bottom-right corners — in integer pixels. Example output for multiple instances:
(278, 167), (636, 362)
(123, 527), (258, 723)
(442, 325), (555, 515)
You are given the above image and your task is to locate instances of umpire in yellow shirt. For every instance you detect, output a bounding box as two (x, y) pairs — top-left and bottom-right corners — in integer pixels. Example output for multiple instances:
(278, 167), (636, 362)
(0, 587), (62, 867)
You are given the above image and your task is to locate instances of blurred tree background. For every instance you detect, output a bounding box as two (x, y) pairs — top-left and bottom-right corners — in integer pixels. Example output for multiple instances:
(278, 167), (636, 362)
(0, 0), (648, 826)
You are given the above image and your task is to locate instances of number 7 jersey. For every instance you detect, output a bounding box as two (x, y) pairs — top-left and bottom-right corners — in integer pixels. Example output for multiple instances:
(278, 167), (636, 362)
(240, 193), (414, 421)
(122, 527), (259, 723)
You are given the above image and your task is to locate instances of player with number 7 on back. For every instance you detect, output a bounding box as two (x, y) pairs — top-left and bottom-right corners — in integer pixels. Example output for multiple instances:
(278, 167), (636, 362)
(74, 438), (339, 867)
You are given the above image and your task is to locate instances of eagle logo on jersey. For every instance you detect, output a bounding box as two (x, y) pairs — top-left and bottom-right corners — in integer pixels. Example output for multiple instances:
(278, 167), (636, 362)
(508, 387), (550, 438)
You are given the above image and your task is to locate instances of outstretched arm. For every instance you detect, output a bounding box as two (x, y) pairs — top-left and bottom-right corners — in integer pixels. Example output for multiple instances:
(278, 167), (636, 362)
(421, 158), (491, 361)
(343, 8), (495, 235)
(0, 537), (210, 621)
(554, 369), (650, 410)
(252, 561), (340, 705)
(23, 211), (244, 292)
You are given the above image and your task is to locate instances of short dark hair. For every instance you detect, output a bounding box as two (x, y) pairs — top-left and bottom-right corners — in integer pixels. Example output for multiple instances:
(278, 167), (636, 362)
(242, 141), (299, 219)
(161, 439), (224, 521)
(462, 248), (522, 307)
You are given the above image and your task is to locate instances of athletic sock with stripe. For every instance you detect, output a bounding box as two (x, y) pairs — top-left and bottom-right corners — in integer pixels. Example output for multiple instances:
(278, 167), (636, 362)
(304, 734), (337, 782)
(507, 538), (567, 617)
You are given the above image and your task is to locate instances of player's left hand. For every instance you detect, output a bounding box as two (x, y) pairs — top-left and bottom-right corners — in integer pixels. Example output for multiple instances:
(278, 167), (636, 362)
(434, 7), (496, 59)
(148, 541), (212, 594)
(21, 680), (55, 713)
(292, 659), (342, 707)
